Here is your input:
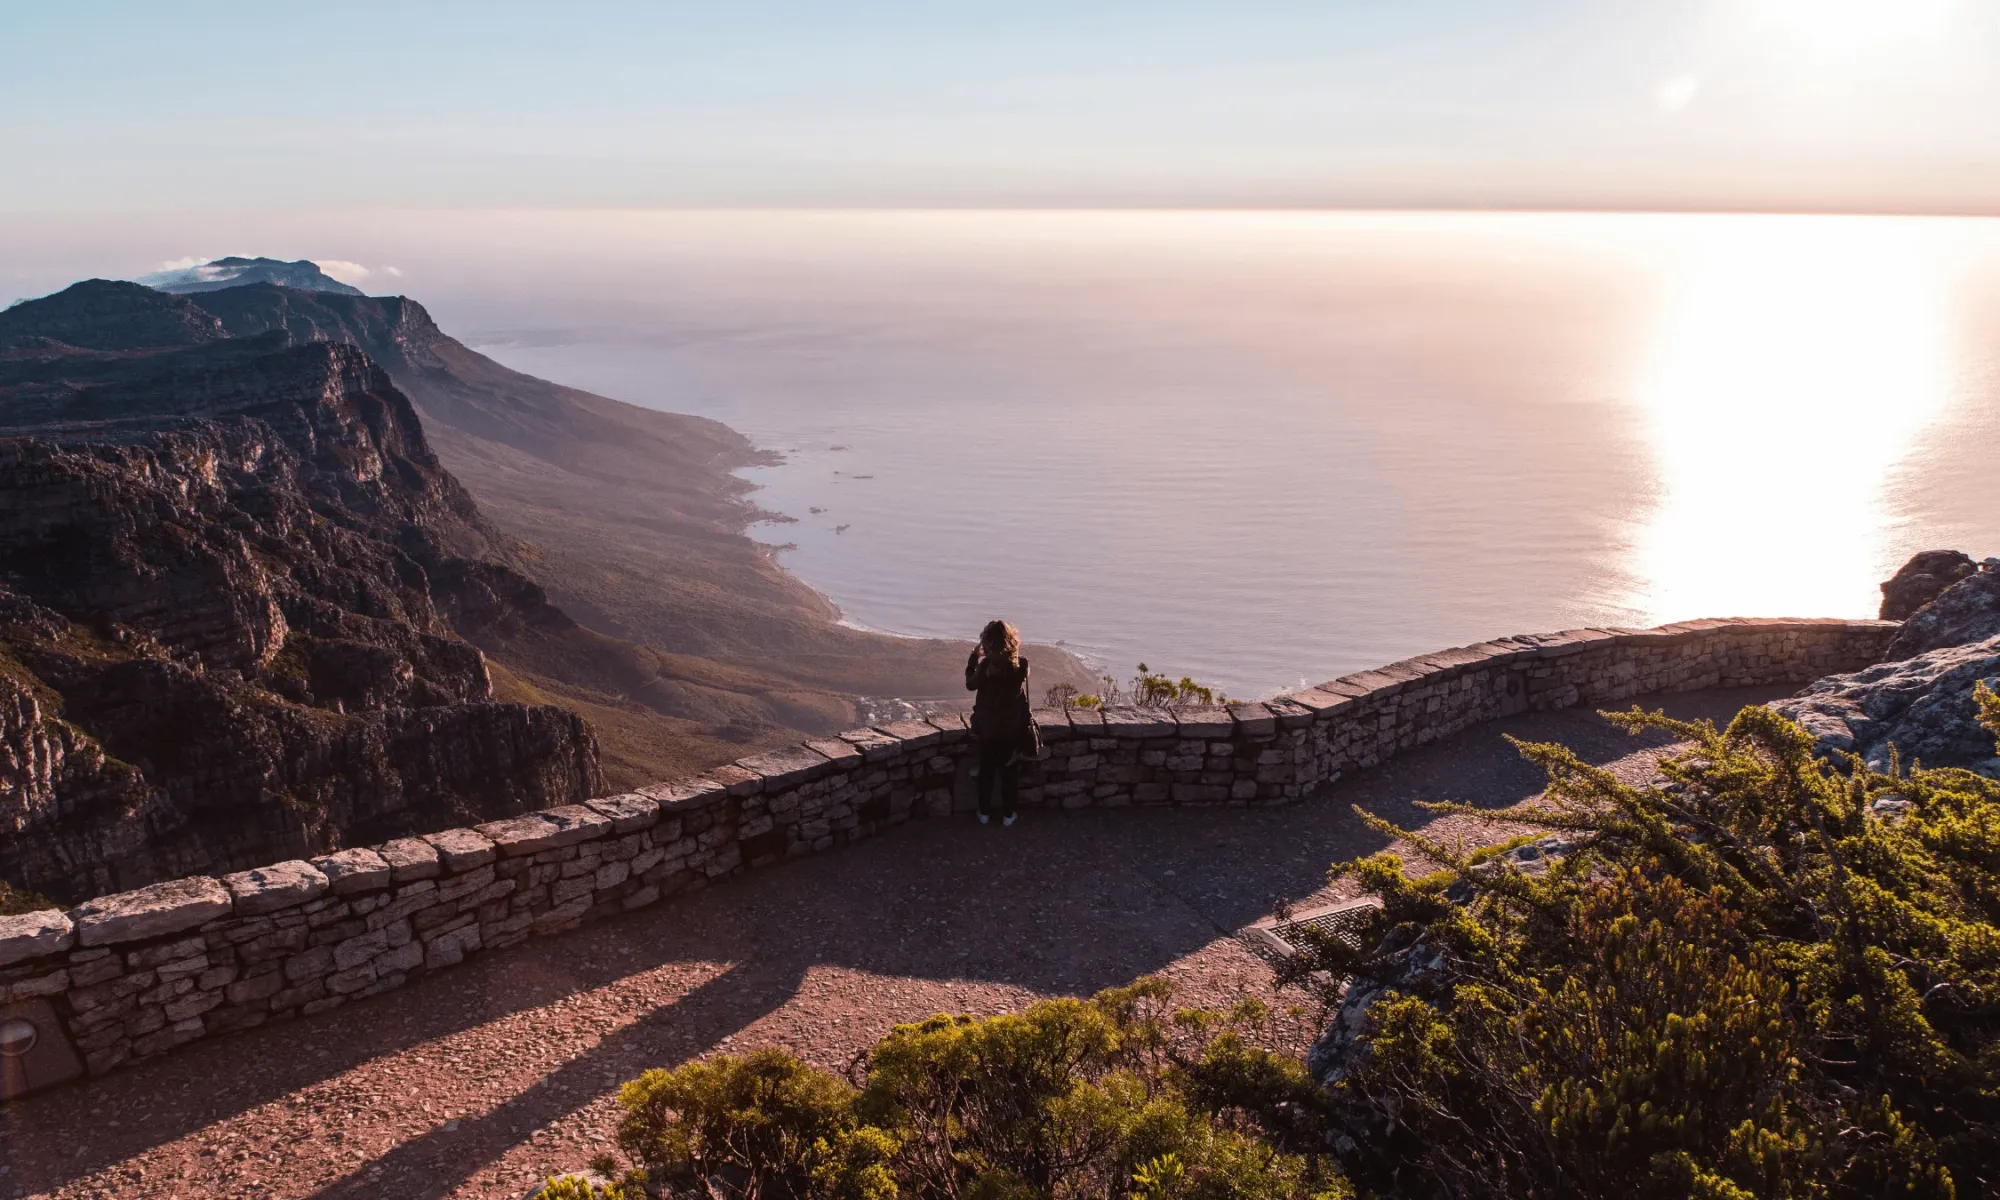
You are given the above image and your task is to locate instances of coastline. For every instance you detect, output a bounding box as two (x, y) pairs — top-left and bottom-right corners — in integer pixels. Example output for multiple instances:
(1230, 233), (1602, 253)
(382, 322), (1103, 765)
(742, 470), (1105, 695)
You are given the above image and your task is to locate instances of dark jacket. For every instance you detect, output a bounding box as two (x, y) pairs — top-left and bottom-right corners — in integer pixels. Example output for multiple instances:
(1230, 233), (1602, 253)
(966, 650), (1039, 754)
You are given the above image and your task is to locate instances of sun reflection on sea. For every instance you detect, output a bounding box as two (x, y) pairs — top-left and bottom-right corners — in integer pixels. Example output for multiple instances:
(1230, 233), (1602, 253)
(1625, 217), (1954, 625)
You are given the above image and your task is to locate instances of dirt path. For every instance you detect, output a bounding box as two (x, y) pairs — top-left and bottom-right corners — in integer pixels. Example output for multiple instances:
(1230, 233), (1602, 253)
(1, 687), (1777, 1200)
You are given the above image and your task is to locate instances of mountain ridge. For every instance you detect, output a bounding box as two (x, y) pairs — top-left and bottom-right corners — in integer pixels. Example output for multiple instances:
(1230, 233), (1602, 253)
(0, 274), (1090, 899)
(137, 255), (366, 296)
(153, 277), (1094, 729)
(0, 303), (603, 900)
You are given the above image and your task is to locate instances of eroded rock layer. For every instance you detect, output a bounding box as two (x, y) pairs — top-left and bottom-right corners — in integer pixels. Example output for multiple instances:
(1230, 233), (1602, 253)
(0, 284), (601, 902)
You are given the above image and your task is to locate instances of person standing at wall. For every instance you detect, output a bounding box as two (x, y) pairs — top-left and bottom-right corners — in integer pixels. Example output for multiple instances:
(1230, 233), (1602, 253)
(965, 619), (1041, 825)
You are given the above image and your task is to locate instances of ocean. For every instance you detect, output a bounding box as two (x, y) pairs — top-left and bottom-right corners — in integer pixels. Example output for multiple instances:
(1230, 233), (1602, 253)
(11, 209), (2000, 699)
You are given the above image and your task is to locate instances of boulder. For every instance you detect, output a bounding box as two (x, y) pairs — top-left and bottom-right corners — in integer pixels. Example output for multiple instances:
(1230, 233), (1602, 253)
(475, 806), (610, 857)
(68, 877), (232, 947)
(421, 828), (496, 872)
(312, 847), (393, 895)
(1306, 924), (1450, 1091)
(1886, 567), (2000, 659)
(222, 861), (330, 916)
(1771, 634), (2000, 774)
(1880, 550), (1978, 620)
(379, 837), (442, 882)
(1446, 835), (1574, 902)
(0, 909), (74, 968)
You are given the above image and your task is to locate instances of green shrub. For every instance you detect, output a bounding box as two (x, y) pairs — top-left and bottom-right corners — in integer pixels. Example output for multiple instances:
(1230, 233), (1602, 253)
(610, 981), (1345, 1199)
(617, 1048), (894, 1200)
(1049, 665), (1229, 711)
(593, 686), (2000, 1198)
(1288, 684), (2000, 1199)
(535, 1174), (637, 1200)
(0, 881), (55, 916)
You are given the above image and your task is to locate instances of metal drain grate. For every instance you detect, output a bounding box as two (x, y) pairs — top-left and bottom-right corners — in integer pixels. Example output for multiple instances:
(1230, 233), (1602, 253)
(1239, 898), (1382, 966)
(1273, 902), (1380, 950)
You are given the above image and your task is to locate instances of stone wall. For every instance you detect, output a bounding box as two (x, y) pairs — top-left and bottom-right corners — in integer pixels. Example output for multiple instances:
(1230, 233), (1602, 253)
(0, 617), (1896, 1095)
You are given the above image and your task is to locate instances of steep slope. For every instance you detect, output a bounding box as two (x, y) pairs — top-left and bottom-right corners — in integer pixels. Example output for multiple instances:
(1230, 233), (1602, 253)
(180, 284), (1092, 723)
(0, 283), (601, 901)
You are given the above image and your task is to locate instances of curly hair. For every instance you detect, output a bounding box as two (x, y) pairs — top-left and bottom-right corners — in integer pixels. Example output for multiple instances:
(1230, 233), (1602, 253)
(980, 619), (1021, 666)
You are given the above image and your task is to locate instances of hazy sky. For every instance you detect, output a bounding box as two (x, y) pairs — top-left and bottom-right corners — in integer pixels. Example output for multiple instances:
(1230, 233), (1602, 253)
(6, 1), (2000, 211)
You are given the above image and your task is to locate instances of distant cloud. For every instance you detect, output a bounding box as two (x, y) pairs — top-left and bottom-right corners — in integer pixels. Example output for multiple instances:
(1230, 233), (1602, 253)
(136, 257), (237, 286)
(1656, 74), (1701, 114)
(316, 259), (372, 284)
(133, 255), (390, 292)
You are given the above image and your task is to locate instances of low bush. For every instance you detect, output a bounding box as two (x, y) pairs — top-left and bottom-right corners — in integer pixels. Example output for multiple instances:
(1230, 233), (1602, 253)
(0, 881), (54, 916)
(1285, 684), (2000, 1198)
(574, 688), (2000, 1198)
(603, 981), (1345, 1199)
(1049, 665), (1229, 711)
(535, 1176), (634, 1200)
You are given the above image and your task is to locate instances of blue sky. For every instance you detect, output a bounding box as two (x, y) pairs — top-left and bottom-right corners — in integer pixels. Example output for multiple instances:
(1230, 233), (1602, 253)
(5, 1), (2000, 211)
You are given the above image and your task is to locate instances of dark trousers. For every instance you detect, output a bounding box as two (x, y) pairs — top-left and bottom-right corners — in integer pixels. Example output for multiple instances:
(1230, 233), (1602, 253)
(975, 740), (1019, 818)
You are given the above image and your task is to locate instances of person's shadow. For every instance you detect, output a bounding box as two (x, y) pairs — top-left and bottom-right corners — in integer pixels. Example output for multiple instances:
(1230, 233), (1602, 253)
(1, 687), (1770, 1198)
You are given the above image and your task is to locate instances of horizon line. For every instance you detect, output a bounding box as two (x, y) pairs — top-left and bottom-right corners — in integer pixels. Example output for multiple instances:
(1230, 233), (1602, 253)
(7, 201), (2000, 221)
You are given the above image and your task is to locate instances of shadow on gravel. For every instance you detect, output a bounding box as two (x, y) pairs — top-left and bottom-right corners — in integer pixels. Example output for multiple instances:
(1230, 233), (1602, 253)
(7, 686), (1778, 1197)
(300, 959), (808, 1199)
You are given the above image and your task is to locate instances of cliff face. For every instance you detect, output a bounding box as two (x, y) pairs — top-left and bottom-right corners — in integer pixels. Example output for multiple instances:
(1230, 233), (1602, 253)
(0, 283), (601, 902)
(0, 274), (1096, 867)
(174, 282), (1095, 729)
(178, 283), (762, 526)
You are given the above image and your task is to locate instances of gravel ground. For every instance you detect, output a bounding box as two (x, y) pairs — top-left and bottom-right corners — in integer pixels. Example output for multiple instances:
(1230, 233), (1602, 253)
(1, 687), (1778, 1199)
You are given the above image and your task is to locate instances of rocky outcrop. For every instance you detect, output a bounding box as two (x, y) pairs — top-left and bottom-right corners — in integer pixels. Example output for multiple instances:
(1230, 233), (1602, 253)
(1771, 553), (2000, 773)
(1308, 836), (1571, 1100)
(0, 286), (603, 903)
(1770, 635), (2000, 775)
(1880, 550), (1980, 620)
(0, 280), (224, 352)
(168, 279), (1094, 770)
(1306, 925), (1448, 1091)
(1886, 566), (2000, 660)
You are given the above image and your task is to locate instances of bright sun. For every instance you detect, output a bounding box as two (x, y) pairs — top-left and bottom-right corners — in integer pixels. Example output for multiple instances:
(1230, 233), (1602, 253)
(1753, 0), (1955, 59)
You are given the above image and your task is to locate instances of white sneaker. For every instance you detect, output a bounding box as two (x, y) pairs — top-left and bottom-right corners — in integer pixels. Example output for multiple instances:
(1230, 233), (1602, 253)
(1003, 813), (1017, 827)
(977, 812), (990, 825)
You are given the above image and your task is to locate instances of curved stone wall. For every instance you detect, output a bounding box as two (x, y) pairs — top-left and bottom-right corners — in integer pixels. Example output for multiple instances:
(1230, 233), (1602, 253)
(0, 616), (1896, 1095)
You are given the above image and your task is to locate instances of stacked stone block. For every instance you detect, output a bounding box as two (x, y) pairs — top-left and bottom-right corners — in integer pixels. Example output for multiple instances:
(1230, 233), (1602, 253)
(0, 617), (1898, 1092)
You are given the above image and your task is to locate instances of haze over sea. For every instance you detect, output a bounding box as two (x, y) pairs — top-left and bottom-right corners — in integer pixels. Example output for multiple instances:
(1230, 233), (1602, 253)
(11, 209), (2000, 699)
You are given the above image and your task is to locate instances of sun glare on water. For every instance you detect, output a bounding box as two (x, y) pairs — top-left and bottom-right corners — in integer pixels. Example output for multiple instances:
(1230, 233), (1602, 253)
(1626, 217), (1954, 624)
